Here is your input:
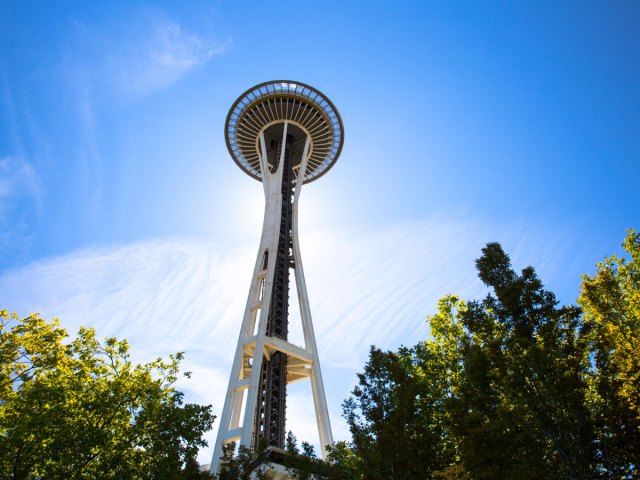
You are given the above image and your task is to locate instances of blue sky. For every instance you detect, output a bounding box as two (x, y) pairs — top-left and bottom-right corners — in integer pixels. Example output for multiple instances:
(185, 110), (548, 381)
(1, 0), (639, 462)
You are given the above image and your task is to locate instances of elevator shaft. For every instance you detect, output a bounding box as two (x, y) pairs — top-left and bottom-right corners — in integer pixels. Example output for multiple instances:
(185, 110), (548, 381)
(253, 132), (295, 450)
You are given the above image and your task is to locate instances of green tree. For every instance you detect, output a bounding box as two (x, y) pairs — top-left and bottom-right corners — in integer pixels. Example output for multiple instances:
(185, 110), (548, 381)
(336, 235), (640, 479)
(325, 441), (361, 480)
(342, 344), (456, 479)
(214, 442), (273, 480)
(579, 230), (640, 477)
(282, 431), (333, 480)
(340, 242), (601, 479)
(0, 311), (214, 480)
(444, 243), (593, 479)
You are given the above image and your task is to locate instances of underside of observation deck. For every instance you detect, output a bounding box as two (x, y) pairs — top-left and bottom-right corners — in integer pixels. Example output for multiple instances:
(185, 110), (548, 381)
(225, 81), (344, 184)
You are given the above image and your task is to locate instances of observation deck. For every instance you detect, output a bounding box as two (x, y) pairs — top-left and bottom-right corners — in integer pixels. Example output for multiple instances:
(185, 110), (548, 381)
(225, 80), (344, 184)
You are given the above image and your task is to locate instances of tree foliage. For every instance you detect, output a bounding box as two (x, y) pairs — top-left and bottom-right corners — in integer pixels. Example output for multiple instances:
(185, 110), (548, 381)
(339, 231), (640, 479)
(212, 431), (355, 480)
(342, 343), (456, 479)
(445, 243), (592, 479)
(0, 311), (214, 480)
(213, 434), (330, 480)
(214, 442), (273, 480)
(579, 229), (640, 477)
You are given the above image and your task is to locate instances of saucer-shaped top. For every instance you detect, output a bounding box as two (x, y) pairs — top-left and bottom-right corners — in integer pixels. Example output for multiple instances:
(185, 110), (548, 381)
(225, 80), (344, 183)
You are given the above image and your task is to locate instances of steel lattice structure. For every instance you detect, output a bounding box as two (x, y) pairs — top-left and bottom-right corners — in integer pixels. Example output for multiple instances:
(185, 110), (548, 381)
(211, 81), (343, 473)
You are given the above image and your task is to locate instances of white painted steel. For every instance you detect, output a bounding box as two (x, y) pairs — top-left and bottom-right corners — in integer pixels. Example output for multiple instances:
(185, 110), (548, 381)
(225, 80), (344, 184)
(211, 124), (333, 473)
(290, 137), (334, 458)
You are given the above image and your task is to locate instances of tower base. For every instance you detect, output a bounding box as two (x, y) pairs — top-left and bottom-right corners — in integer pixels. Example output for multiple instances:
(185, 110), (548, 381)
(212, 447), (331, 480)
(212, 458), (292, 480)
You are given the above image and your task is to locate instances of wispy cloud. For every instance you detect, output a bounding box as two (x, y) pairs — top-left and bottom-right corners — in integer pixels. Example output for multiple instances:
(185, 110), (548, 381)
(0, 214), (581, 461)
(53, 10), (228, 233)
(62, 10), (228, 120)
(0, 156), (41, 207)
(0, 156), (41, 254)
(102, 17), (227, 99)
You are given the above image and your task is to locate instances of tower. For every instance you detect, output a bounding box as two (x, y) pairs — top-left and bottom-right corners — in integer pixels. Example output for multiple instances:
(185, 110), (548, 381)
(211, 81), (344, 472)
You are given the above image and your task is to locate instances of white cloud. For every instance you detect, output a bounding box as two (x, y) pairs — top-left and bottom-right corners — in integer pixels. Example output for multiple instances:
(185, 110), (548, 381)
(54, 12), (228, 223)
(0, 214), (578, 462)
(63, 11), (228, 102)
(0, 156), (41, 206)
(105, 18), (227, 98)
(0, 156), (41, 250)
(0, 239), (250, 355)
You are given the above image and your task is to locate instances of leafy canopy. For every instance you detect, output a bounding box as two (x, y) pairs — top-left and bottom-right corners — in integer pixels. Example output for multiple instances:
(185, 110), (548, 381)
(0, 311), (214, 480)
(579, 229), (640, 476)
(338, 231), (640, 480)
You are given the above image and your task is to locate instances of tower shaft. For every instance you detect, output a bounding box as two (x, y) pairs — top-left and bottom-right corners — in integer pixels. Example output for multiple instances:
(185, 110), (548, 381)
(211, 123), (333, 472)
(254, 135), (295, 449)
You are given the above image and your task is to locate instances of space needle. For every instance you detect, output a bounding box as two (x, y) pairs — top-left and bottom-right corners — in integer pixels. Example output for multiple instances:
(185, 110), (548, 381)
(210, 81), (344, 472)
